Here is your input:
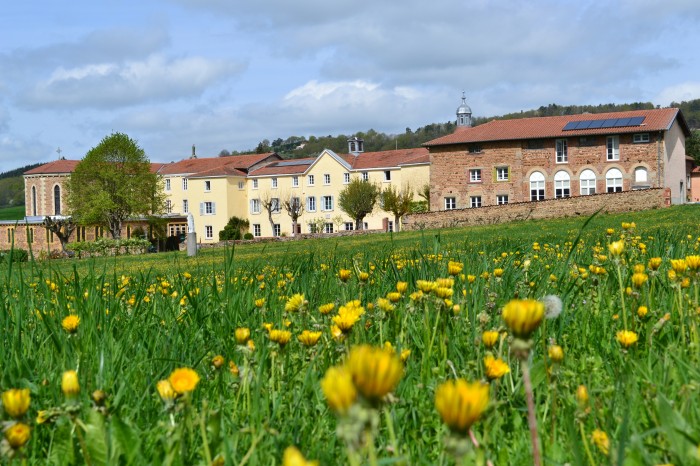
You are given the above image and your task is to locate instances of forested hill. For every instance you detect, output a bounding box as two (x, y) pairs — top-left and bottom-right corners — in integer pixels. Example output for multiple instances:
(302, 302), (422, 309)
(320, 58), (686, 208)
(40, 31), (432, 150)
(0, 163), (42, 208)
(235, 99), (700, 158)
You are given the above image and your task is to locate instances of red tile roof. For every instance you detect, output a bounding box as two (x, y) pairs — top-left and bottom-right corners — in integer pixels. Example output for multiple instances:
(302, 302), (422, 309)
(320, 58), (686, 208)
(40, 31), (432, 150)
(339, 147), (430, 169)
(425, 108), (689, 147)
(25, 159), (165, 175)
(248, 158), (315, 176)
(159, 153), (280, 176)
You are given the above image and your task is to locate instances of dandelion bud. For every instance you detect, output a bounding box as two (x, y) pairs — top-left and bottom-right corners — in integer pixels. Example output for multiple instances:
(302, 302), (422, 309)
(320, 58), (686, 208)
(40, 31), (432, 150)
(2, 388), (30, 419)
(212, 355), (225, 369)
(61, 370), (80, 398)
(637, 306), (648, 318)
(548, 345), (564, 363)
(481, 330), (499, 349)
(235, 327), (250, 344)
(91, 389), (107, 406)
(576, 385), (589, 407)
(591, 429), (610, 455)
(157, 380), (177, 402)
(502, 299), (544, 339)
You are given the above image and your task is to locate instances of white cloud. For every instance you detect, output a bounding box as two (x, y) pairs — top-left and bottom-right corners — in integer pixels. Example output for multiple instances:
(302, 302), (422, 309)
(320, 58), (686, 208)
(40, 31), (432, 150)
(20, 55), (245, 109)
(654, 82), (700, 106)
(0, 135), (54, 173)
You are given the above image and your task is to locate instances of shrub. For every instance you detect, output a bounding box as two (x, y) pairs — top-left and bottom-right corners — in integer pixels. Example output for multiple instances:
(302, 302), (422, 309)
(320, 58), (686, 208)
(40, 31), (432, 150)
(66, 238), (151, 258)
(219, 216), (250, 241)
(243, 233), (254, 240)
(0, 248), (28, 263)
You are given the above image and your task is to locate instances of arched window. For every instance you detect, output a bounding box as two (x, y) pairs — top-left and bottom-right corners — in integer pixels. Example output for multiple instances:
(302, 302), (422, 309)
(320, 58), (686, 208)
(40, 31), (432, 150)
(529, 172), (545, 201)
(554, 171), (570, 198)
(580, 169), (596, 195)
(31, 186), (37, 216)
(634, 167), (648, 183)
(53, 185), (61, 215)
(606, 168), (623, 193)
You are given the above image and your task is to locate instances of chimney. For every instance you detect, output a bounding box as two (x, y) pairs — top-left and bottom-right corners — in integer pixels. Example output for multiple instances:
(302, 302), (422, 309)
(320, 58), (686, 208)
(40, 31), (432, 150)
(191, 144), (197, 159)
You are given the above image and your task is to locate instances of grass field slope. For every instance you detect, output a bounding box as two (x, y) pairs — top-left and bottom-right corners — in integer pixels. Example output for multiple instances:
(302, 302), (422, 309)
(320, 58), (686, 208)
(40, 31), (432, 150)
(0, 205), (699, 464)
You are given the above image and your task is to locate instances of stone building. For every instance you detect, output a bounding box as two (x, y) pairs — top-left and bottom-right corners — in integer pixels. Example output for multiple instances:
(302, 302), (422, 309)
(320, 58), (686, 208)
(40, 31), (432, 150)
(425, 99), (693, 210)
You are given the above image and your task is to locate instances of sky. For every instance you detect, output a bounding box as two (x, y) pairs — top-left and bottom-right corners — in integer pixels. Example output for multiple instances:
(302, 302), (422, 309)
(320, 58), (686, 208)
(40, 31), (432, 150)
(1, 0), (700, 174)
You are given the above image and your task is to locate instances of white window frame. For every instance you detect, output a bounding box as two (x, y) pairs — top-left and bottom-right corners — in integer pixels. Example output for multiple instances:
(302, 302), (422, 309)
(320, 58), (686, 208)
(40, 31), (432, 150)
(204, 180), (211, 192)
(273, 224), (281, 237)
(322, 195), (333, 211)
(238, 181), (244, 190)
(345, 222), (354, 231)
(307, 196), (316, 212)
(165, 179), (171, 191)
(634, 167), (648, 183)
(606, 168), (623, 192)
(497, 194), (509, 205)
(633, 133), (650, 143)
(444, 197), (456, 210)
(271, 178), (278, 188)
(324, 223), (333, 234)
(580, 170), (597, 195)
(252, 179), (259, 189)
(469, 169), (482, 182)
(496, 167), (509, 181)
(183, 199), (189, 213)
(361, 172), (369, 181)
(253, 224), (261, 237)
(530, 172), (545, 201)
(166, 200), (172, 213)
(607, 136), (620, 161)
(470, 196), (482, 208)
(182, 178), (188, 190)
(292, 176), (299, 187)
(554, 171), (571, 199)
(205, 225), (213, 240)
(271, 198), (281, 213)
(556, 139), (568, 163)
(307, 174), (315, 186)
(344, 172), (350, 184)
(250, 199), (261, 214)
(384, 171), (391, 182)
(203, 201), (215, 215)
(324, 174), (331, 185)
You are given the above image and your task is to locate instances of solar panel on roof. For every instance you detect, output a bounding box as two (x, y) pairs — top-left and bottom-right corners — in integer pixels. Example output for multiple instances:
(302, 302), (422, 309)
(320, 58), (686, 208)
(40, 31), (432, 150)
(628, 116), (645, 125)
(600, 119), (617, 128)
(614, 117), (631, 127)
(576, 120), (593, 129)
(563, 121), (579, 131)
(276, 160), (312, 167)
(588, 120), (604, 129)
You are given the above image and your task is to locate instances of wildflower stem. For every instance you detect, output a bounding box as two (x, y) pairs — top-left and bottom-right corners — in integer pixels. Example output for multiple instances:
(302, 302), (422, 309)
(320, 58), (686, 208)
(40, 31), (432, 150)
(198, 407), (213, 466)
(383, 406), (399, 457)
(578, 422), (596, 466)
(521, 360), (542, 466)
(73, 419), (93, 466)
(615, 262), (628, 330)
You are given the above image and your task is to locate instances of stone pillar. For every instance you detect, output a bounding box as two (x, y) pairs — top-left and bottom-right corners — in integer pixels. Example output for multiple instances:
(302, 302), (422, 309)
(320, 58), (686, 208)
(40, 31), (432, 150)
(187, 232), (197, 256)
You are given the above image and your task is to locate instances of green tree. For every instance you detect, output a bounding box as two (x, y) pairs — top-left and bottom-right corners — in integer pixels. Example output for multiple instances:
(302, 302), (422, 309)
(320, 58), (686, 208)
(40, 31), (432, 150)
(380, 184), (414, 232)
(42, 216), (76, 254)
(66, 133), (166, 239)
(686, 129), (700, 164)
(219, 216), (250, 241)
(338, 178), (380, 230)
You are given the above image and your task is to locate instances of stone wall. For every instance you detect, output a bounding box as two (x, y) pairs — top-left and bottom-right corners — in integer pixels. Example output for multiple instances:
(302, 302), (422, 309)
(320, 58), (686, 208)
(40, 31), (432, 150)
(404, 188), (668, 230)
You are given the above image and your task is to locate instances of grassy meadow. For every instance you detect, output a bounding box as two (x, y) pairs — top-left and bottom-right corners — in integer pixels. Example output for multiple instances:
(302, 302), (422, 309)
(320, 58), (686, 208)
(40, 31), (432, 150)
(0, 206), (25, 221)
(1, 205), (700, 465)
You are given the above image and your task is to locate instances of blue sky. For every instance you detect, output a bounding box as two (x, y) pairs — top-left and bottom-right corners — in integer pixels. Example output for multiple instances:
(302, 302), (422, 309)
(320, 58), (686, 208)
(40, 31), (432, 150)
(1, 0), (699, 174)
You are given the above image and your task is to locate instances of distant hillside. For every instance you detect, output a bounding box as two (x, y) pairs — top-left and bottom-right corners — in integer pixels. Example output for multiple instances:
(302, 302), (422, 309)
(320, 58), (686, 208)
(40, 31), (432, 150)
(0, 163), (42, 208)
(224, 99), (700, 159)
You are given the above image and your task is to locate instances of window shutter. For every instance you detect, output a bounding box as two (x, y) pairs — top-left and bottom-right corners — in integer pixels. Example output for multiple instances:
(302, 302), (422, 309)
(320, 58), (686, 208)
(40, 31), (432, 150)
(492, 168), (497, 182)
(331, 195), (334, 210)
(199, 203), (204, 215)
(212, 202), (216, 215)
(506, 166), (510, 181)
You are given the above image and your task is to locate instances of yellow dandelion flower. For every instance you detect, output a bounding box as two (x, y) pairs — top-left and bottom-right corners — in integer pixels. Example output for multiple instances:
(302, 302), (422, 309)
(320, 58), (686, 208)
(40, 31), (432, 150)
(61, 314), (80, 334)
(168, 367), (200, 394)
(576, 385), (589, 407)
(482, 330), (499, 348)
(548, 345), (564, 363)
(400, 349), (411, 362)
(318, 303), (335, 315)
(235, 327), (251, 344)
(2, 388), (30, 419)
(483, 355), (510, 380)
(285, 293), (306, 312)
(591, 429), (610, 455)
(448, 261), (464, 276)
(4, 422), (31, 449)
(338, 269), (352, 282)
(358, 271), (369, 282)
(377, 298), (395, 312)
(631, 272), (648, 287)
(269, 329), (292, 347)
(608, 240), (624, 256)
(320, 366), (357, 414)
(346, 345), (403, 402)
(686, 255), (700, 270)
(637, 306), (648, 318)
(283, 446), (319, 466)
(396, 281), (408, 293)
(157, 379), (177, 402)
(502, 299), (544, 339)
(255, 298), (266, 308)
(330, 325), (344, 341)
(435, 379), (489, 434)
(247, 339), (256, 351)
(671, 259), (687, 274)
(386, 291), (401, 303)
(229, 361), (239, 377)
(493, 268), (504, 278)
(648, 257), (662, 270)
(298, 330), (322, 347)
(616, 330), (639, 348)
(61, 370), (80, 398)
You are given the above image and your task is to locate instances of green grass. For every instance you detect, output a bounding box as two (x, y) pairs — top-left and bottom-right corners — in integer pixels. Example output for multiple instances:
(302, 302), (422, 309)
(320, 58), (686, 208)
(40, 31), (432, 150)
(1, 205), (699, 465)
(0, 205), (25, 221)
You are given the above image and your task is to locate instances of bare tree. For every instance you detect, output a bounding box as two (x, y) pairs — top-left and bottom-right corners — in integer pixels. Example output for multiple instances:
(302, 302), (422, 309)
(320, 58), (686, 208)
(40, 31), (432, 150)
(260, 191), (281, 236)
(282, 193), (304, 237)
